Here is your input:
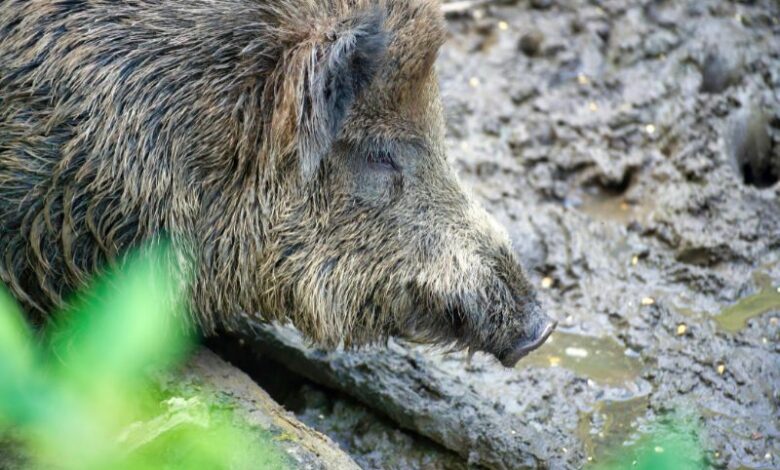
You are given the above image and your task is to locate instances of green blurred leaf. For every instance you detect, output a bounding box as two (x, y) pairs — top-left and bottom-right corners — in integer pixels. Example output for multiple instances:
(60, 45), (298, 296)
(121, 401), (288, 470)
(1, 241), (288, 469)
(0, 287), (33, 382)
(49, 242), (192, 387)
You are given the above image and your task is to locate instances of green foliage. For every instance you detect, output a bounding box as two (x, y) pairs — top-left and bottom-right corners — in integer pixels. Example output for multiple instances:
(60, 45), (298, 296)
(591, 416), (707, 470)
(0, 244), (288, 469)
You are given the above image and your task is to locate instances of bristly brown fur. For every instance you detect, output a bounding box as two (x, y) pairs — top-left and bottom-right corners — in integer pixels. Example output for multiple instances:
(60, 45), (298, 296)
(0, 0), (551, 362)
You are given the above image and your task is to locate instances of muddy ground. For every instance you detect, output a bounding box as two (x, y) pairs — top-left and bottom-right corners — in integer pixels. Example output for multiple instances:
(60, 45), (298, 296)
(228, 1), (780, 469)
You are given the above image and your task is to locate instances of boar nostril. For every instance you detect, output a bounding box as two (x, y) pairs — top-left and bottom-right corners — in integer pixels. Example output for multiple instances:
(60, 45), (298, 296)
(498, 319), (557, 368)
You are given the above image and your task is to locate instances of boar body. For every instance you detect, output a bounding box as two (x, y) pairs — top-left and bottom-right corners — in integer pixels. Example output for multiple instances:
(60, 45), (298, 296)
(0, 0), (554, 365)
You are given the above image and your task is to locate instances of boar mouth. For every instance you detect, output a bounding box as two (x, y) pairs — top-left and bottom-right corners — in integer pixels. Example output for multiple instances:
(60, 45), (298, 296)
(496, 319), (557, 367)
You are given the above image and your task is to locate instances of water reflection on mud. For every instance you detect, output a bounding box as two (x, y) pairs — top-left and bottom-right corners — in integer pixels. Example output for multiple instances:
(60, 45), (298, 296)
(522, 330), (655, 464)
(576, 192), (657, 227)
(675, 265), (780, 333)
(577, 395), (651, 465)
(522, 331), (644, 387)
(715, 270), (780, 333)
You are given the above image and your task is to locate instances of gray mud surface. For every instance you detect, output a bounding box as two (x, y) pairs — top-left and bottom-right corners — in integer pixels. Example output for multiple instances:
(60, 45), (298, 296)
(237, 1), (780, 468)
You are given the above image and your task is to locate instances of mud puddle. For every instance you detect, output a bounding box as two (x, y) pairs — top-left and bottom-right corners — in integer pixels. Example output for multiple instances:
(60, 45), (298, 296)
(575, 191), (657, 227)
(675, 264), (780, 333)
(577, 394), (651, 466)
(715, 271), (780, 333)
(715, 286), (780, 333)
(521, 330), (654, 466)
(522, 331), (644, 387)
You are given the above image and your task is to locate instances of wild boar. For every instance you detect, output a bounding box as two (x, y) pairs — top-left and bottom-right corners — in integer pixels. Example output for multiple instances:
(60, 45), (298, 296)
(0, 0), (555, 366)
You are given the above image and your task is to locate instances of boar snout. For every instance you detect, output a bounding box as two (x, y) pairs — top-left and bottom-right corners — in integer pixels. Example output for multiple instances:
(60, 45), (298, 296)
(407, 233), (557, 367)
(495, 306), (557, 367)
(483, 246), (557, 367)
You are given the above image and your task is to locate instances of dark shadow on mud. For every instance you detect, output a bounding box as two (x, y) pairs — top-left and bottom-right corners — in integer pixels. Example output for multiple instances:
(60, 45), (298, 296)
(208, 335), (466, 470)
(729, 105), (779, 188)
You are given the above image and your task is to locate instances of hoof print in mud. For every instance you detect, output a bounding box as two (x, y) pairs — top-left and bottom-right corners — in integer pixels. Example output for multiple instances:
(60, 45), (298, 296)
(728, 105), (778, 189)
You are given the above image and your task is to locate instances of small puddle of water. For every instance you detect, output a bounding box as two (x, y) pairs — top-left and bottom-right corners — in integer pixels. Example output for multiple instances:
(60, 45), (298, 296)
(714, 286), (780, 333)
(713, 267), (780, 333)
(578, 395), (651, 466)
(576, 193), (656, 226)
(520, 331), (651, 465)
(521, 331), (644, 386)
(675, 264), (780, 334)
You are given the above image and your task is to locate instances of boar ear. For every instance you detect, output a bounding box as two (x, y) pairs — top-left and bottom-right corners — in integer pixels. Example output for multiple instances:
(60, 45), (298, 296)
(297, 8), (388, 180)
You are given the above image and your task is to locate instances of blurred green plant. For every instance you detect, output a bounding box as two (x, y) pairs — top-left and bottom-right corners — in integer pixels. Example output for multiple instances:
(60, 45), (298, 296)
(591, 415), (707, 470)
(0, 243), (288, 469)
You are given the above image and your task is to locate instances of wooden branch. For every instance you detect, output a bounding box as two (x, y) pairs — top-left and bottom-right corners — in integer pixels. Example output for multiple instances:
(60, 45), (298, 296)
(233, 318), (551, 470)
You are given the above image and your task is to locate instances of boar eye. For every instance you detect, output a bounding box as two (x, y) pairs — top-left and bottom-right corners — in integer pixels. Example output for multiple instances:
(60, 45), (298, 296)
(367, 150), (398, 171)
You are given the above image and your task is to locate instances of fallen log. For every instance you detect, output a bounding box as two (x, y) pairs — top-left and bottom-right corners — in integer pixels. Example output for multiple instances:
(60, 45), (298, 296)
(171, 349), (361, 470)
(231, 317), (551, 469)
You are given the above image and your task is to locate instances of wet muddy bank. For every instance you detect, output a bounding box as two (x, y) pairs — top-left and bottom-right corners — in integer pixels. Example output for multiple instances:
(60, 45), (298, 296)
(438, 0), (779, 467)
(223, 0), (779, 468)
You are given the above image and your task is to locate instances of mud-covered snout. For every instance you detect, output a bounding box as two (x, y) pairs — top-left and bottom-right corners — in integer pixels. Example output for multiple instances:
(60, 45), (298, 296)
(495, 307), (557, 367)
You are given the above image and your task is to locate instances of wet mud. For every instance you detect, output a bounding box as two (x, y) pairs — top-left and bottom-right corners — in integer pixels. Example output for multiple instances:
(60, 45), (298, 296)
(252, 1), (780, 468)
